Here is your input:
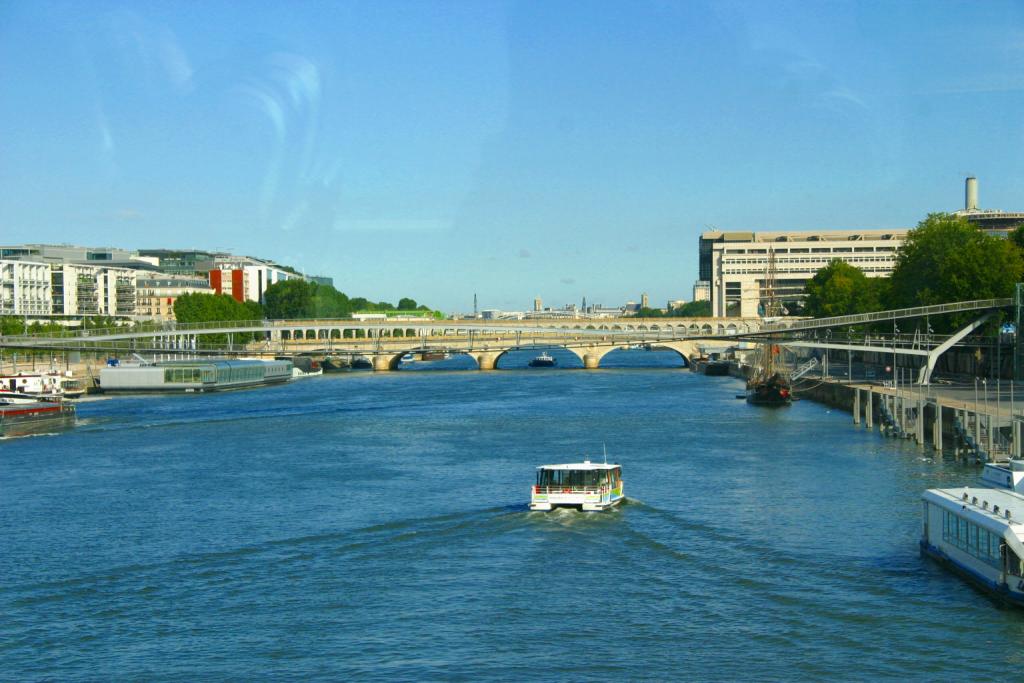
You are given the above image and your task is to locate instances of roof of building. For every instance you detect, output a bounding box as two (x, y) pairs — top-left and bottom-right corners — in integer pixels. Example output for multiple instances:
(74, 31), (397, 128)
(701, 228), (909, 242)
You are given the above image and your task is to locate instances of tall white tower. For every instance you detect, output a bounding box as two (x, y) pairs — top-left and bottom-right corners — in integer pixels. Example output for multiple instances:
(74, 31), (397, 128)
(966, 176), (979, 211)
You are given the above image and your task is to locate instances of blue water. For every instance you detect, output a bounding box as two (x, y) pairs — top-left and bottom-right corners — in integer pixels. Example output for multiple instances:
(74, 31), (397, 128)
(3, 353), (1024, 680)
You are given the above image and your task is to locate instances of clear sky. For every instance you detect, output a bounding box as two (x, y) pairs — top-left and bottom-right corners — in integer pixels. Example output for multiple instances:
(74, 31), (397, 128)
(2, 1), (1024, 312)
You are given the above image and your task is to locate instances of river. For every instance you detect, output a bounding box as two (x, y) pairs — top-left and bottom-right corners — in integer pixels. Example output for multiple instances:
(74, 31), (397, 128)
(2, 351), (1022, 680)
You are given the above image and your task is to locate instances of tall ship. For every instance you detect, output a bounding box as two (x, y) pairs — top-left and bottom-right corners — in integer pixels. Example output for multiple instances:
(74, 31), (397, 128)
(746, 344), (792, 406)
(746, 248), (792, 406)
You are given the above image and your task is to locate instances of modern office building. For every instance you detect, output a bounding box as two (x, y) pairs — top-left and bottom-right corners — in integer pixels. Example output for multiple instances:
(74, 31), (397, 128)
(699, 228), (908, 318)
(0, 244), (146, 266)
(954, 176), (1024, 236)
(137, 249), (221, 276)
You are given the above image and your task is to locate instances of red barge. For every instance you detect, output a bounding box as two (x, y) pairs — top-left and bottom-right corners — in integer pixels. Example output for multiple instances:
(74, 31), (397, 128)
(0, 401), (76, 438)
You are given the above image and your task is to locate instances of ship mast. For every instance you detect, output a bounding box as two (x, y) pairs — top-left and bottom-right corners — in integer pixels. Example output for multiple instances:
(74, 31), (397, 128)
(759, 247), (779, 378)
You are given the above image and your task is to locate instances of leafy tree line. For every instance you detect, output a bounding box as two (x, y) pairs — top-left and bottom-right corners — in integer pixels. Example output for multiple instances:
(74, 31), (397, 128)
(636, 301), (712, 318)
(1, 315), (122, 336)
(802, 213), (1024, 329)
(172, 281), (438, 326)
(172, 293), (264, 346)
(262, 280), (438, 320)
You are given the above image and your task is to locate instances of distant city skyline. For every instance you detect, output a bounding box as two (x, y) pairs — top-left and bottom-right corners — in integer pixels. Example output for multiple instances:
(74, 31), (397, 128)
(3, 1), (1024, 311)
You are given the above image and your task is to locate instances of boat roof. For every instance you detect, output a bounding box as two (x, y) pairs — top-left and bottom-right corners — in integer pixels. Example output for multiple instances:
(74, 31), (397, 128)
(924, 487), (1024, 525)
(536, 462), (620, 470)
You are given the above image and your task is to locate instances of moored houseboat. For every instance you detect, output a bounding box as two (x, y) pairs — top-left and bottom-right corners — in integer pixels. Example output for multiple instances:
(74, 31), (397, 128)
(0, 371), (70, 401)
(921, 486), (1024, 606)
(530, 461), (624, 511)
(99, 359), (292, 393)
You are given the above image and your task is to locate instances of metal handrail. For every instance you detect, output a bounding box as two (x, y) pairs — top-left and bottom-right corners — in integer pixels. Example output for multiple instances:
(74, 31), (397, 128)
(534, 485), (610, 494)
(759, 298), (1012, 334)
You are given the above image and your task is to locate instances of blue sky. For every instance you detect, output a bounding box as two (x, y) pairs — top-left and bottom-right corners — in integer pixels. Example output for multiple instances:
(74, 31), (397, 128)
(2, 1), (1024, 312)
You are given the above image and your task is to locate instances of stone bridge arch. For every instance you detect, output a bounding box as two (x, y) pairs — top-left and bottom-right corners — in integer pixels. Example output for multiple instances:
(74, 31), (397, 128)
(649, 340), (699, 366)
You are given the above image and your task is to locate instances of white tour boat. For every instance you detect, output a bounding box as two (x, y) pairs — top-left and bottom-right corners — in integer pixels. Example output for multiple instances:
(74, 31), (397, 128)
(530, 460), (624, 511)
(921, 485), (1024, 606)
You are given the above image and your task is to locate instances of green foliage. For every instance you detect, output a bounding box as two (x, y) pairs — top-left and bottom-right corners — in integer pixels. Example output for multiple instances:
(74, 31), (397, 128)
(636, 301), (712, 318)
(261, 280), (436, 320)
(803, 260), (883, 318)
(889, 213), (1023, 308)
(674, 300), (712, 317)
(264, 279), (315, 318)
(1, 316), (29, 335)
(1011, 224), (1024, 252)
(173, 293), (262, 347)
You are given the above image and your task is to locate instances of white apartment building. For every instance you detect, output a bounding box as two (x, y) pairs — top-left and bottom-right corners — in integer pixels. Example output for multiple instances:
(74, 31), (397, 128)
(50, 263), (139, 318)
(0, 259), (53, 317)
(700, 229), (908, 318)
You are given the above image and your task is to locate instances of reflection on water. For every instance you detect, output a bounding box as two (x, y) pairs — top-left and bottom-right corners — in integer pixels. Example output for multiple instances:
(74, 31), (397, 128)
(1, 363), (1018, 680)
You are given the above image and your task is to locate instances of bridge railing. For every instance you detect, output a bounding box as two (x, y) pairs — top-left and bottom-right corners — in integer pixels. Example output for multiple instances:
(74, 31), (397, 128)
(759, 298), (1012, 334)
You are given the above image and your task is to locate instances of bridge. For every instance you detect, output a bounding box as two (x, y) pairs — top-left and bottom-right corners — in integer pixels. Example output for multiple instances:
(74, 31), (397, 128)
(0, 297), (1014, 373)
(0, 317), (765, 370)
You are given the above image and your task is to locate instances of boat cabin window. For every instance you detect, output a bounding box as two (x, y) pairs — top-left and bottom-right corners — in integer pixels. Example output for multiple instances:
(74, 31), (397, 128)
(941, 509), (1002, 568)
(537, 469), (611, 488)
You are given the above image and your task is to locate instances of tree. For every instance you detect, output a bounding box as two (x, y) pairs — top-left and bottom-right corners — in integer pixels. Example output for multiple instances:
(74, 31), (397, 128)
(398, 297), (417, 310)
(889, 213), (1023, 309)
(1011, 224), (1024, 252)
(673, 300), (712, 317)
(803, 260), (883, 318)
(263, 279), (314, 319)
(635, 301), (712, 317)
(173, 292), (263, 347)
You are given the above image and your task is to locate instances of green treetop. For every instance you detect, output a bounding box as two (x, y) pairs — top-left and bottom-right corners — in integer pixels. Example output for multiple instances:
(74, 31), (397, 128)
(803, 260), (884, 318)
(889, 212), (1023, 308)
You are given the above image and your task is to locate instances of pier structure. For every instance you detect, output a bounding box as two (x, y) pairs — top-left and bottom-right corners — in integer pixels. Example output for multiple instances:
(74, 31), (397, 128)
(805, 378), (1023, 462)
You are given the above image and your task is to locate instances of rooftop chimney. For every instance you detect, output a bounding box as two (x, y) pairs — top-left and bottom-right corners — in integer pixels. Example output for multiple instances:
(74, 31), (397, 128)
(965, 176), (978, 211)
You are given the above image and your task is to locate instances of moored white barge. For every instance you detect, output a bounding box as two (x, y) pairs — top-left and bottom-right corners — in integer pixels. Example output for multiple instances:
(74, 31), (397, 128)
(99, 359), (292, 393)
(530, 461), (623, 511)
(921, 486), (1024, 606)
